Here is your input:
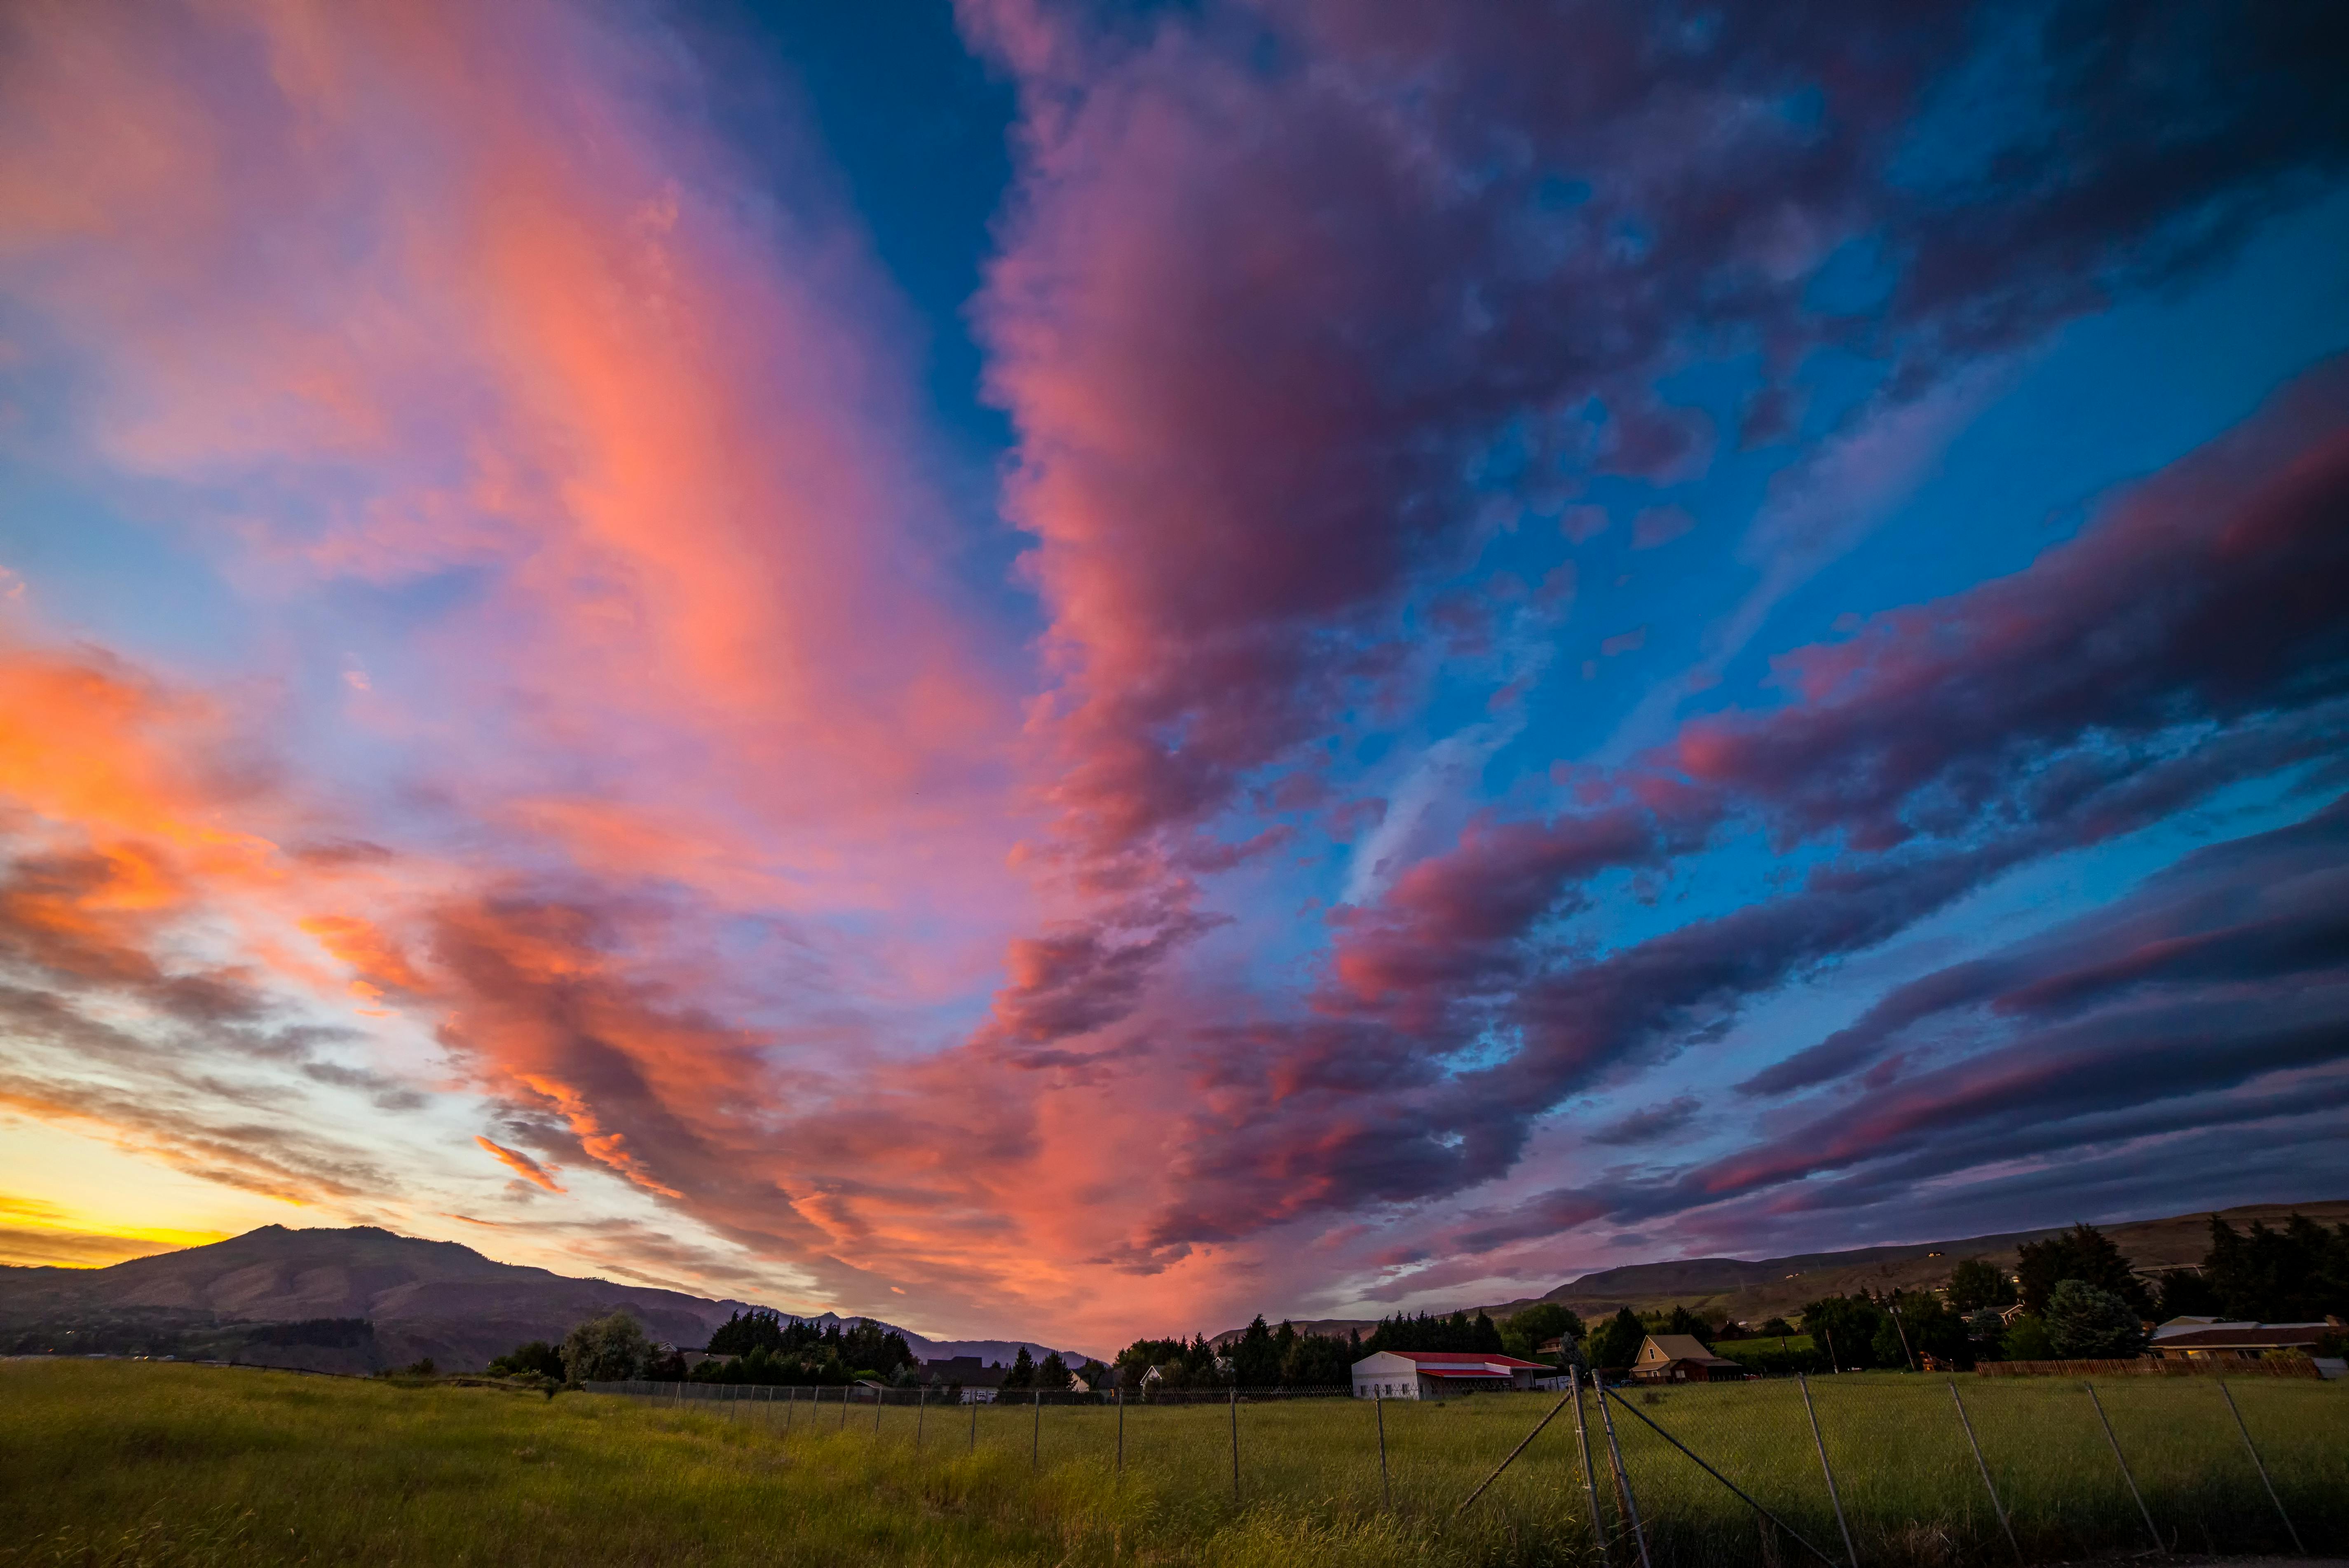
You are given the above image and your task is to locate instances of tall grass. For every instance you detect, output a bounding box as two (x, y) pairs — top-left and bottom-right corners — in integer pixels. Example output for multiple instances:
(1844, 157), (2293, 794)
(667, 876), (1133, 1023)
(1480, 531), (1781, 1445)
(2, 1362), (2340, 1567)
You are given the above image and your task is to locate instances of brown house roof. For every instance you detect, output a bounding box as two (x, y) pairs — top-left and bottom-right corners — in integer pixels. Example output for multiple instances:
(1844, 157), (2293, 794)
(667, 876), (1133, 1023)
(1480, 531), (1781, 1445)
(2151, 1325), (2327, 1352)
(1637, 1334), (1739, 1366)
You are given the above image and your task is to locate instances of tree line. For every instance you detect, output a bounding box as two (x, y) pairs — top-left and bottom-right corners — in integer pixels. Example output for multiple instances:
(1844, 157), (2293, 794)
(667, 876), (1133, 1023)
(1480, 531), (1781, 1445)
(1751, 1213), (2349, 1373)
(1111, 1302), (1594, 1390)
(483, 1211), (2347, 1390)
(485, 1307), (923, 1388)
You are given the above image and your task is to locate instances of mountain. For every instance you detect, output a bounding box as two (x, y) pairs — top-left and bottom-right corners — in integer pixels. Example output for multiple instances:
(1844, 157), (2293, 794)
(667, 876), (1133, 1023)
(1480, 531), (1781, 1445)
(0, 1225), (1094, 1374)
(1512, 1199), (2349, 1324)
(1214, 1199), (2349, 1343)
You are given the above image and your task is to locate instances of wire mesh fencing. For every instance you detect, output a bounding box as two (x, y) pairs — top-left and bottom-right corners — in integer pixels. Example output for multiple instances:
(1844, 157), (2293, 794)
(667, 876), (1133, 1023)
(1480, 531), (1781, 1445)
(581, 1371), (2346, 1566)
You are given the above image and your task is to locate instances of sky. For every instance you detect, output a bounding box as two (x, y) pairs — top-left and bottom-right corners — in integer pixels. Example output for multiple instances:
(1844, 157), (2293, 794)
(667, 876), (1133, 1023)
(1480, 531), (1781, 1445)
(0, 0), (2345, 1357)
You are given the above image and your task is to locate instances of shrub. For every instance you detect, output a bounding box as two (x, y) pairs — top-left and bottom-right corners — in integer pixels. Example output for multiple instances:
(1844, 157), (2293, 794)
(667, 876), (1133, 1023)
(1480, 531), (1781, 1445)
(1998, 1314), (2053, 1361)
(562, 1313), (652, 1383)
(2045, 1280), (2145, 1358)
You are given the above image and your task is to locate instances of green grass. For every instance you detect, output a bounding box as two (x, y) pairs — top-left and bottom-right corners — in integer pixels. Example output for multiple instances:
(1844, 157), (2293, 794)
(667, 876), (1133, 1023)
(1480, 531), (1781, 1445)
(2, 1362), (2342, 1568)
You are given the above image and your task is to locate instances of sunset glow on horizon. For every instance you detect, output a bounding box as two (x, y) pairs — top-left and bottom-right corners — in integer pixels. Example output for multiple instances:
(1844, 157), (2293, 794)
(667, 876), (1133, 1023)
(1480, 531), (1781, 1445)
(1, 0), (2345, 1354)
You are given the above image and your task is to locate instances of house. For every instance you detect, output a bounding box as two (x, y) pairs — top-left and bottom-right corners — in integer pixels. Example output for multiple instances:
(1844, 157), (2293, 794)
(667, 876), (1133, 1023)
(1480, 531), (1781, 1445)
(2149, 1318), (2338, 1362)
(1629, 1334), (1743, 1384)
(919, 1355), (1010, 1401)
(1351, 1350), (1550, 1399)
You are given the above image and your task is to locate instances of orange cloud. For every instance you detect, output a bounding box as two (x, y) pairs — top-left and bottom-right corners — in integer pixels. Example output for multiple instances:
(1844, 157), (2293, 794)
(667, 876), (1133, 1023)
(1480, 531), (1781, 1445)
(473, 1135), (563, 1194)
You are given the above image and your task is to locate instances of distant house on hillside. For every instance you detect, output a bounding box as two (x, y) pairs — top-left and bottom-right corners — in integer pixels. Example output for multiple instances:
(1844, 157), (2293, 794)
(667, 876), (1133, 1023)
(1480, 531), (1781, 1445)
(1630, 1334), (1742, 1384)
(1351, 1350), (1548, 1399)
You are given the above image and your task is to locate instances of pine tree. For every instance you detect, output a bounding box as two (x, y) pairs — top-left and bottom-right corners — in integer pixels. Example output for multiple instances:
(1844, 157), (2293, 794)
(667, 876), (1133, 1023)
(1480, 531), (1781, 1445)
(2015, 1223), (2149, 1316)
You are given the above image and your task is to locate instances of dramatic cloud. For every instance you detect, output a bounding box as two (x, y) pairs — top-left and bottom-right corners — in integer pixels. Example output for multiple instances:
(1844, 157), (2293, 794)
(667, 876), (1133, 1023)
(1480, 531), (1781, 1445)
(1116, 360), (2349, 1251)
(2, 0), (2346, 1346)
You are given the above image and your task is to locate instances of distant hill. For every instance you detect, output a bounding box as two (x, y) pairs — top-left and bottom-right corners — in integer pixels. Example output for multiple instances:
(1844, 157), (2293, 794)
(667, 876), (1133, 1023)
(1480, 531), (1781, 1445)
(1215, 1199), (2349, 1344)
(0, 1225), (1094, 1374)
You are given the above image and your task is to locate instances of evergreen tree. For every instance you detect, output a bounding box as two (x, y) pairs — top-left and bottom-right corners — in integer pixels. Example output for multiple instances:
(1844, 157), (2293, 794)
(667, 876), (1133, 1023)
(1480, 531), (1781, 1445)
(1587, 1306), (1646, 1370)
(1945, 1259), (2014, 1313)
(1663, 1305), (1714, 1348)
(708, 1308), (791, 1357)
(2154, 1268), (2222, 1319)
(1001, 1345), (1035, 1390)
(2045, 1280), (2145, 1358)
(2203, 1214), (2349, 1320)
(1230, 1314), (1281, 1386)
(1278, 1329), (1355, 1387)
(1036, 1350), (1071, 1390)
(2015, 1223), (2150, 1316)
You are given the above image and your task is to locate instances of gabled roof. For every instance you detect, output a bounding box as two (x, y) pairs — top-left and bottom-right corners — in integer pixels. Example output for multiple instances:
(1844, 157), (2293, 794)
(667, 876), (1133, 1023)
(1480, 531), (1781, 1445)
(1638, 1334), (1737, 1364)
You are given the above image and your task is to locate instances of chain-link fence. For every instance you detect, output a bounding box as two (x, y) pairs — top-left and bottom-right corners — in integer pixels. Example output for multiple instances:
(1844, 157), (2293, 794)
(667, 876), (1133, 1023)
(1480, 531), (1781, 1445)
(582, 1371), (2346, 1566)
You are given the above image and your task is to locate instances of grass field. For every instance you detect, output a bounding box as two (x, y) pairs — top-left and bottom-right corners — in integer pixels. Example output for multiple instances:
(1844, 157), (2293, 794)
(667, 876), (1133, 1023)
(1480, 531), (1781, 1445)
(2, 1361), (2341, 1568)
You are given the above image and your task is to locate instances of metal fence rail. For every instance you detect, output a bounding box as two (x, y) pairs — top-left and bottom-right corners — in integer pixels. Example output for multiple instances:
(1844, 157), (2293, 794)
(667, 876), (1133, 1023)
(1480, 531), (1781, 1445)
(579, 1371), (2346, 1566)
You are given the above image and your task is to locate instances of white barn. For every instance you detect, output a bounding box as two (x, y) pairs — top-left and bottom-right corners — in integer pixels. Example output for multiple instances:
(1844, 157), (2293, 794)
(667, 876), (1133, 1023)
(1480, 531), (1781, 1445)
(1351, 1350), (1550, 1399)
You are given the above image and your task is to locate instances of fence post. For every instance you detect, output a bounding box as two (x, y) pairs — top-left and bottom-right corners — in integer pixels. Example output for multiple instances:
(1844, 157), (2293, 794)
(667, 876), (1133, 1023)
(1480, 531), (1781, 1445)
(1949, 1380), (2022, 1565)
(1593, 1374), (1653, 1568)
(1888, 1307), (1918, 1373)
(1229, 1385), (1240, 1504)
(1116, 1387), (1125, 1476)
(1375, 1393), (1392, 1512)
(1604, 1385), (1840, 1568)
(1572, 1369), (1609, 1568)
(2084, 1383), (2164, 1554)
(1798, 1374), (1858, 1568)
(970, 1391), (978, 1451)
(2216, 1378), (2303, 1554)
(1457, 1384), (1576, 1518)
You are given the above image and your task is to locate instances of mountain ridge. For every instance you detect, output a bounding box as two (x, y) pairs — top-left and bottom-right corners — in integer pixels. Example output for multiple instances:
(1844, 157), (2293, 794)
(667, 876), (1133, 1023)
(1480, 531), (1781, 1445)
(0, 1224), (1096, 1373)
(1215, 1198), (2349, 1344)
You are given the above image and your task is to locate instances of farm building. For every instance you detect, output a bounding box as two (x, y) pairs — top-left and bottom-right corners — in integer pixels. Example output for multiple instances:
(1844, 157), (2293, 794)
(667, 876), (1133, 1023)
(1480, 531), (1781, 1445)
(1630, 1334), (1744, 1383)
(1350, 1350), (1550, 1399)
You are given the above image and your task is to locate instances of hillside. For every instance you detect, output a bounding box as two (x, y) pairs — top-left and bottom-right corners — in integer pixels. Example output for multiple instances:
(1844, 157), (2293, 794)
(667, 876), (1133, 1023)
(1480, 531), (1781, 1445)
(0, 1225), (1090, 1374)
(1222, 1199), (2349, 1343)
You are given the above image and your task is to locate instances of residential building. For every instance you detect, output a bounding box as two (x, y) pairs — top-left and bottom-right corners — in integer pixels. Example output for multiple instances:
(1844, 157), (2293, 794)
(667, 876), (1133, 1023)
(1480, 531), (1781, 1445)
(1629, 1334), (1744, 1383)
(919, 1354), (1010, 1401)
(2148, 1318), (2338, 1361)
